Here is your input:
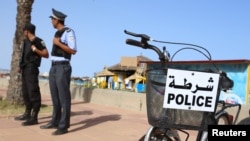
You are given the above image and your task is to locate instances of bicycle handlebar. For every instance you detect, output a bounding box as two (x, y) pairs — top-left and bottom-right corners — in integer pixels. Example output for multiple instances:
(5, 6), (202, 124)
(125, 39), (147, 49)
(124, 30), (151, 41)
(124, 30), (168, 62)
(124, 29), (234, 89)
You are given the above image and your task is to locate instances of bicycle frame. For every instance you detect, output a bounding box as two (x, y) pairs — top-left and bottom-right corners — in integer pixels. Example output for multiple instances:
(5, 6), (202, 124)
(215, 100), (241, 125)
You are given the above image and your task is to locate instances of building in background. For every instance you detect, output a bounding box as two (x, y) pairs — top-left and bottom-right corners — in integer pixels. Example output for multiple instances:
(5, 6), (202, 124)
(96, 55), (152, 91)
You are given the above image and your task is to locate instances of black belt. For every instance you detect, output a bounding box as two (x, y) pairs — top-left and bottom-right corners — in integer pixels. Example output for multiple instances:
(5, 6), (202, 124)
(52, 61), (69, 66)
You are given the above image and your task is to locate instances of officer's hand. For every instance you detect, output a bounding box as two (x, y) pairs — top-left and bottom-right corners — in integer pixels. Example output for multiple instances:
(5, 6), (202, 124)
(31, 45), (37, 52)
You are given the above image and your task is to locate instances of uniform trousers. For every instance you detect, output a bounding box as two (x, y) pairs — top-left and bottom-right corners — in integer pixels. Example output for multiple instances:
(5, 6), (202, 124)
(49, 61), (72, 130)
(22, 65), (41, 112)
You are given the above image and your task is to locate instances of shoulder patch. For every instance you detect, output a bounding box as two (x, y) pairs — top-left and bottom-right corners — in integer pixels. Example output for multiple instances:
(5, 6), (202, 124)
(41, 41), (46, 47)
(66, 28), (72, 32)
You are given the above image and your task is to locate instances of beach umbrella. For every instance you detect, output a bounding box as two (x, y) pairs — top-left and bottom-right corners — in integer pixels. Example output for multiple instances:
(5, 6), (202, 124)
(96, 66), (115, 77)
(126, 72), (146, 83)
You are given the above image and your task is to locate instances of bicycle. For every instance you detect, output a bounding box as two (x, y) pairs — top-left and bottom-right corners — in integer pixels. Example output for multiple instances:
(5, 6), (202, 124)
(124, 30), (241, 141)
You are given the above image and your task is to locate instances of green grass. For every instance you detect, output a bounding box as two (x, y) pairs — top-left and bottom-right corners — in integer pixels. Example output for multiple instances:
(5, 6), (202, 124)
(0, 97), (52, 116)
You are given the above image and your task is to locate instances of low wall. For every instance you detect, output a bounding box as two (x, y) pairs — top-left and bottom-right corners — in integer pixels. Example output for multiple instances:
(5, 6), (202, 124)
(39, 80), (147, 113)
(1, 78), (249, 121)
(39, 81), (250, 121)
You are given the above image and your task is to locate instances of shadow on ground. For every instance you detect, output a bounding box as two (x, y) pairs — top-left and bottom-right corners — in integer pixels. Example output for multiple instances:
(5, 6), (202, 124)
(69, 114), (121, 133)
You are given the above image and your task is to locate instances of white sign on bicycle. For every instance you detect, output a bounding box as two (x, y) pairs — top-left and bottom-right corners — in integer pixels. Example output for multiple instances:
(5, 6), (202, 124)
(163, 68), (220, 112)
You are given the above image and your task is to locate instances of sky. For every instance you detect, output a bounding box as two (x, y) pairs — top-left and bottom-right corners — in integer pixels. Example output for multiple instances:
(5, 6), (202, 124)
(1, 0), (250, 77)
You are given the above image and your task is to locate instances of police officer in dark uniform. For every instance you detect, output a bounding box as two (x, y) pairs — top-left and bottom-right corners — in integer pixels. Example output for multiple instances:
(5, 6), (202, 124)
(40, 8), (77, 135)
(15, 23), (49, 126)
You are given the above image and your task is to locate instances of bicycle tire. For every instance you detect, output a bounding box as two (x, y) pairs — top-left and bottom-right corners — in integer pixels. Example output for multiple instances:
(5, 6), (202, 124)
(143, 126), (180, 141)
(216, 113), (231, 125)
(237, 117), (250, 125)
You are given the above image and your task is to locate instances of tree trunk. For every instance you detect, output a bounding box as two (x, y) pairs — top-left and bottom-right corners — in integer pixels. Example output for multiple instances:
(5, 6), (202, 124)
(6, 0), (34, 104)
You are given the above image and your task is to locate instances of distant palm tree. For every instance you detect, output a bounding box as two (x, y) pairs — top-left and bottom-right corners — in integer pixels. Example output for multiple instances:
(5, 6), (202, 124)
(6, 0), (34, 104)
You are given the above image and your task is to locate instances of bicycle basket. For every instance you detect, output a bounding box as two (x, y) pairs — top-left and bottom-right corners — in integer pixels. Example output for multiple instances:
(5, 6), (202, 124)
(146, 68), (219, 131)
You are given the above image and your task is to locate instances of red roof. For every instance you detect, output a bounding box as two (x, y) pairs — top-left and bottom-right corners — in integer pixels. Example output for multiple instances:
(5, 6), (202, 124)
(140, 59), (250, 64)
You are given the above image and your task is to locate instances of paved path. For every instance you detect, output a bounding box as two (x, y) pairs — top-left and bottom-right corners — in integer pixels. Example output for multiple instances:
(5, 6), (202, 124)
(0, 89), (198, 141)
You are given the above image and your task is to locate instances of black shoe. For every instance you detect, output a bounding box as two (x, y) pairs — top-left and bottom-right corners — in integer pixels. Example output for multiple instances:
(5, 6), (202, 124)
(52, 128), (68, 135)
(22, 118), (38, 126)
(15, 113), (31, 121)
(40, 123), (58, 129)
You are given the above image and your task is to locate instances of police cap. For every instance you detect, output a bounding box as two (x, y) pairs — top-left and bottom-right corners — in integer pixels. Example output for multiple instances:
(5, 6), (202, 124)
(23, 23), (36, 34)
(49, 8), (67, 21)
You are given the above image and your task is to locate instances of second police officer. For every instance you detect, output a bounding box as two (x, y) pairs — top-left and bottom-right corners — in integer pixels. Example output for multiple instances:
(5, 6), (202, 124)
(40, 8), (77, 135)
(15, 23), (49, 126)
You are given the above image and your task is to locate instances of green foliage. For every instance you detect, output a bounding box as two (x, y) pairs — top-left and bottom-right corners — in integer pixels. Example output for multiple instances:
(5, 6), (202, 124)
(0, 98), (52, 116)
(0, 98), (25, 115)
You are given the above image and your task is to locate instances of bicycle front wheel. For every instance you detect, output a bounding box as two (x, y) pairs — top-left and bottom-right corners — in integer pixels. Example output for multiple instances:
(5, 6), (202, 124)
(144, 126), (180, 141)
